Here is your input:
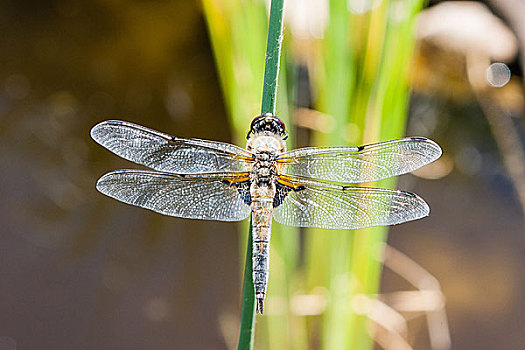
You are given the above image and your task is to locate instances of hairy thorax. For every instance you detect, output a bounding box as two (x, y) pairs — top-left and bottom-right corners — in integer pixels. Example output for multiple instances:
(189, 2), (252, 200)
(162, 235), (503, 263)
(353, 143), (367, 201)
(246, 134), (286, 187)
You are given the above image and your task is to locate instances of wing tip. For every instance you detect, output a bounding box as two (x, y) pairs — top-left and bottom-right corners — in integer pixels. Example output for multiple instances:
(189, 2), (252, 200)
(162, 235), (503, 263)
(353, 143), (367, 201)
(415, 194), (431, 219)
(399, 189), (430, 219)
(95, 169), (132, 193)
(90, 120), (124, 143)
(410, 136), (443, 162)
(90, 122), (103, 143)
(426, 138), (443, 161)
(95, 171), (114, 194)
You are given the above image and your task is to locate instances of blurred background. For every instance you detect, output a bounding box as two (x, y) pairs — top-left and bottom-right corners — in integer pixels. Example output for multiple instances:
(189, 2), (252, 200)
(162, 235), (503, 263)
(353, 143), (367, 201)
(1, 0), (524, 349)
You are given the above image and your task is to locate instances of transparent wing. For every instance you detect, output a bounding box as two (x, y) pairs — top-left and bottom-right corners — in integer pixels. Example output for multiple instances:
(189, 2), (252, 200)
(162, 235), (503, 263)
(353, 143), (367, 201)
(277, 137), (442, 183)
(96, 169), (251, 221)
(273, 177), (429, 229)
(91, 120), (254, 173)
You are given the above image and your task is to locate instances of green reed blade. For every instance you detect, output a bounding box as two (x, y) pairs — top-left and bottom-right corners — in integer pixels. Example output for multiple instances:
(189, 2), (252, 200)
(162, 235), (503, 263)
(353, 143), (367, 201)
(238, 217), (256, 350)
(305, 0), (427, 348)
(204, 0), (289, 348)
(261, 0), (285, 116)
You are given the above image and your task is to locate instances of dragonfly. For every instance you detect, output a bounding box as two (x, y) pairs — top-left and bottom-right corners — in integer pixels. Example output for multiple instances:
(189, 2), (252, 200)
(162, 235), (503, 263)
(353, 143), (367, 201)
(90, 114), (442, 314)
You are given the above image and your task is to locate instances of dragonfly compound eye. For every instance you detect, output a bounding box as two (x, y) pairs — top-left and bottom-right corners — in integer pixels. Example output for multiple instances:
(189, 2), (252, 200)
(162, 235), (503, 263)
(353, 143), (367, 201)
(248, 114), (287, 138)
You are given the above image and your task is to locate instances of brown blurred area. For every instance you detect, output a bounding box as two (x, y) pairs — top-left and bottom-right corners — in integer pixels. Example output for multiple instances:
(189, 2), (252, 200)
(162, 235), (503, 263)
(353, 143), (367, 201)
(1, 1), (239, 349)
(384, 1), (525, 349)
(1, 0), (525, 349)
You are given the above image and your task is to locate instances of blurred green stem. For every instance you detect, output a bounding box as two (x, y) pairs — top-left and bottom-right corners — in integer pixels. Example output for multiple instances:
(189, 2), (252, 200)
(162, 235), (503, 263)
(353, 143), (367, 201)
(261, 0), (285, 115)
(238, 219), (255, 349)
(238, 0), (285, 348)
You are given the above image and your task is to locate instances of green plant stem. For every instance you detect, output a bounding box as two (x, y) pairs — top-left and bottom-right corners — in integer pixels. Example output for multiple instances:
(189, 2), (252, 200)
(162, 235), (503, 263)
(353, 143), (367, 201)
(261, 0), (285, 115)
(238, 218), (255, 350)
(238, 1), (285, 348)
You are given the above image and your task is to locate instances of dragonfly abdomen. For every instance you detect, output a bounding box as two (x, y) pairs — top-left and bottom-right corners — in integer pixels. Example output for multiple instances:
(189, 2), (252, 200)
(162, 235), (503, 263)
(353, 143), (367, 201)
(250, 183), (274, 314)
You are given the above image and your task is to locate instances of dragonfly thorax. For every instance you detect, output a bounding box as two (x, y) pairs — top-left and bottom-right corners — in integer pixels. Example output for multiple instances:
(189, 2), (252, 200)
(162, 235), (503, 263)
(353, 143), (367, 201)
(247, 134), (284, 186)
(246, 134), (286, 154)
(250, 161), (277, 185)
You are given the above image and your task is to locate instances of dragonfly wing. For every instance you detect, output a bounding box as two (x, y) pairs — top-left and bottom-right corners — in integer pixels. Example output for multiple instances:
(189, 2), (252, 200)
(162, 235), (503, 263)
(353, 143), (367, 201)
(96, 170), (251, 221)
(273, 177), (429, 229)
(91, 120), (253, 173)
(277, 137), (442, 183)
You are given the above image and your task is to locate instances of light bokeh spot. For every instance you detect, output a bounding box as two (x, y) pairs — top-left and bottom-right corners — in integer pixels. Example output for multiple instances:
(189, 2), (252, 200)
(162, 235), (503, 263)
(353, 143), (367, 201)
(486, 63), (511, 88)
(143, 297), (171, 322)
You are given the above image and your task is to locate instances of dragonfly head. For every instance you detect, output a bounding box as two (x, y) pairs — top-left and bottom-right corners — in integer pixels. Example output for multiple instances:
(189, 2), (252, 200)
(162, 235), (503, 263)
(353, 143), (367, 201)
(247, 113), (288, 140)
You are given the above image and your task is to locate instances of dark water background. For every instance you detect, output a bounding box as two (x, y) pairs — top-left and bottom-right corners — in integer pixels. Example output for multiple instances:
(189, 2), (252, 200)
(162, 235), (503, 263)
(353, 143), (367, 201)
(1, 1), (524, 349)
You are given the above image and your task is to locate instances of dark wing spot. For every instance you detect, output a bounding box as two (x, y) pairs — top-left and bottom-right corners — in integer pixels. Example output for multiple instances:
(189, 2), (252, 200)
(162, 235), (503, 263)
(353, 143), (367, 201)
(274, 182), (305, 208)
(410, 137), (427, 142)
(234, 181), (252, 205)
(273, 182), (291, 208)
(357, 145), (365, 152)
(221, 180), (251, 205)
